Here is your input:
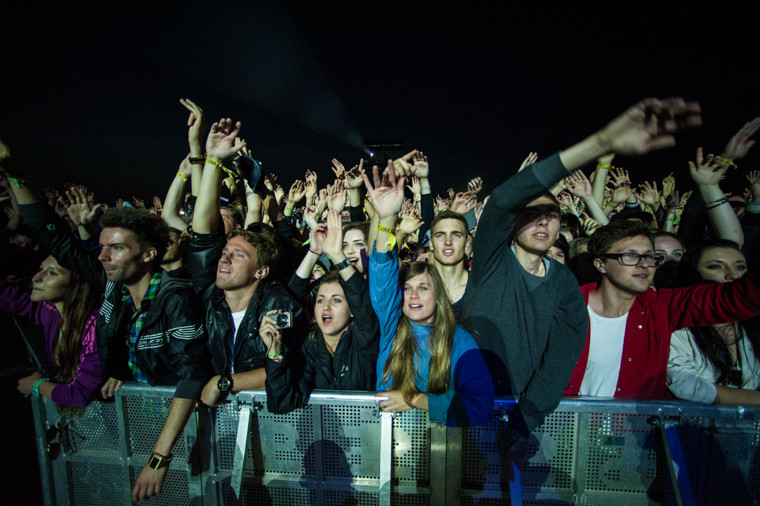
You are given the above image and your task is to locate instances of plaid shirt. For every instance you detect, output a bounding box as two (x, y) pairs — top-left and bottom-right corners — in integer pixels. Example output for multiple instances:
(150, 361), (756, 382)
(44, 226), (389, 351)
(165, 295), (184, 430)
(121, 272), (162, 383)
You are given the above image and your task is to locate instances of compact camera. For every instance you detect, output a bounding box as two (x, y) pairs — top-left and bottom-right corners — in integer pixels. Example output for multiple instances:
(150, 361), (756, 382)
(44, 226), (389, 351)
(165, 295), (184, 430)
(273, 311), (292, 329)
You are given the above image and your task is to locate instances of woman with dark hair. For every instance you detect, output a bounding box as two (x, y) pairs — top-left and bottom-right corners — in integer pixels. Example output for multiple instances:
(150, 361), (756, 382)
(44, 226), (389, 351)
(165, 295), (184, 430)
(365, 163), (493, 427)
(3, 255), (104, 408)
(264, 209), (379, 414)
(667, 240), (760, 405)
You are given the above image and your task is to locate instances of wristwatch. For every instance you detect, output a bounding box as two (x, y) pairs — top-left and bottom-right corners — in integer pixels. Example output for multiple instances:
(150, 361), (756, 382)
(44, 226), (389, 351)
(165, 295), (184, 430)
(333, 257), (352, 271)
(217, 375), (234, 397)
(147, 452), (173, 470)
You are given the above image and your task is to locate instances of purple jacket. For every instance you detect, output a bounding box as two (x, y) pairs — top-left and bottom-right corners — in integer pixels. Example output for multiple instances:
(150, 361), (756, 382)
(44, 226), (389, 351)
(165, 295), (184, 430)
(0, 281), (103, 407)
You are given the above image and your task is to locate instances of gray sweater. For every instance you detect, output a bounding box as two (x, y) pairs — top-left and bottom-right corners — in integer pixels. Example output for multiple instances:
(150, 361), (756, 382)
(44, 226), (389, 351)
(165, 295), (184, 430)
(462, 153), (588, 438)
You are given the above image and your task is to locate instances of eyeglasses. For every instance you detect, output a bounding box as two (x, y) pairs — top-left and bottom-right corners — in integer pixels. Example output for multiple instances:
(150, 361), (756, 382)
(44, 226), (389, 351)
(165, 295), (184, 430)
(603, 252), (664, 267)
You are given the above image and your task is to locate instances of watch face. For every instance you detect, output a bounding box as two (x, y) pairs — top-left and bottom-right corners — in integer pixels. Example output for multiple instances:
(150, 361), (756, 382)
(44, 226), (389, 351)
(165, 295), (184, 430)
(217, 376), (232, 393)
(149, 456), (161, 469)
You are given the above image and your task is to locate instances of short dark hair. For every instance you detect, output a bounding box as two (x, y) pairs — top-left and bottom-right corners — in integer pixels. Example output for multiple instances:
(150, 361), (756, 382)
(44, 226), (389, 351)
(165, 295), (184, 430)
(431, 210), (469, 234)
(343, 221), (369, 242)
(229, 227), (279, 271)
(100, 207), (169, 264)
(221, 205), (244, 228)
(588, 220), (653, 260)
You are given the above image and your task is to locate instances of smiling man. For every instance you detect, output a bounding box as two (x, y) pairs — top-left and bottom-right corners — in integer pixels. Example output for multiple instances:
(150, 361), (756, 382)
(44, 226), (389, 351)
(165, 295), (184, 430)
(564, 220), (760, 398)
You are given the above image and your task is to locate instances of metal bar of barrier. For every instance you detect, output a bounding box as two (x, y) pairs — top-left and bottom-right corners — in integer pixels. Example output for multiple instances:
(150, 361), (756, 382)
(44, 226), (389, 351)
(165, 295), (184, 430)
(659, 423), (696, 506)
(230, 403), (251, 500)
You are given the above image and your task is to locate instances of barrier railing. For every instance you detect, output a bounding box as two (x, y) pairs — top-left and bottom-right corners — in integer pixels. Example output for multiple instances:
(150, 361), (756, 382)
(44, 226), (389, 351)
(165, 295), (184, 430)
(32, 385), (760, 505)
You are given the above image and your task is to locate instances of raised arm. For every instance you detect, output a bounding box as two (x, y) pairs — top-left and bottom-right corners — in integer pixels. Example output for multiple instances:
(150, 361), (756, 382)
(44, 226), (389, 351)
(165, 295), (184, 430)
(162, 156), (192, 232)
(192, 118), (245, 234)
(689, 148), (743, 247)
(179, 98), (207, 197)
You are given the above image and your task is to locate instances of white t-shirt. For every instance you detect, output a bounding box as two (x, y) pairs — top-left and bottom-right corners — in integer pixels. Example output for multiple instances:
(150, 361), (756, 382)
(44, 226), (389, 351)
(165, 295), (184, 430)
(579, 306), (628, 397)
(229, 309), (247, 373)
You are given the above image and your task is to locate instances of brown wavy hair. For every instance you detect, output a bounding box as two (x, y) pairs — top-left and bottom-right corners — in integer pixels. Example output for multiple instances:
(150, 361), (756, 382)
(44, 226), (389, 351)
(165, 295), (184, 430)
(382, 261), (457, 405)
(54, 266), (101, 384)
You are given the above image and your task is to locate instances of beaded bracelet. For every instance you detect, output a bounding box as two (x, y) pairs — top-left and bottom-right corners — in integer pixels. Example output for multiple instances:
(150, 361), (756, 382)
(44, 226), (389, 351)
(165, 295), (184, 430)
(31, 377), (47, 398)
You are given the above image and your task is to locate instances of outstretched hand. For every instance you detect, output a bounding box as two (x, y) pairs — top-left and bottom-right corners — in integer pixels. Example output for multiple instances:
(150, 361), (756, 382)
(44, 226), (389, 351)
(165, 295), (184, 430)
(689, 147), (729, 187)
(723, 117), (760, 161)
(206, 118), (245, 161)
(518, 152), (538, 172)
(362, 160), (405, 219)
(598, 98), (702, 155)
(179, 98), (206, 152)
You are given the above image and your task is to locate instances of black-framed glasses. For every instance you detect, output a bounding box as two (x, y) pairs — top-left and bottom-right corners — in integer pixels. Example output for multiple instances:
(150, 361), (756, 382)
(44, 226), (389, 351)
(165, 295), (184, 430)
(603, 252), (664, 267)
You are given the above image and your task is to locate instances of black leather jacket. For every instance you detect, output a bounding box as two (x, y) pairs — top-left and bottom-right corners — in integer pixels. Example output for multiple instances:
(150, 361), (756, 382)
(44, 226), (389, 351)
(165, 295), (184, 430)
(188, 228), (306, 376)
(19, 202), (210, 399)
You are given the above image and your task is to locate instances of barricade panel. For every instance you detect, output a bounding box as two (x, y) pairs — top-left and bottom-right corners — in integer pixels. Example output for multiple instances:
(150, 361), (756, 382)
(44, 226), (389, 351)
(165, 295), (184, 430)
(33, 387), (760, 505)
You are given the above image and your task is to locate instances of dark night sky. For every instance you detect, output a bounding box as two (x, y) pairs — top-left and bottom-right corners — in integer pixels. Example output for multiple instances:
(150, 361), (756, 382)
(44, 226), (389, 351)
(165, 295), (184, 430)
(2, 2), (759, 203)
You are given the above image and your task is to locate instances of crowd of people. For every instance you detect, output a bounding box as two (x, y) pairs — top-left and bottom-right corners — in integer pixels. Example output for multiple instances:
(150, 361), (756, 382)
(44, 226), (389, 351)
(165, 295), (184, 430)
(1, 97), (759, 501)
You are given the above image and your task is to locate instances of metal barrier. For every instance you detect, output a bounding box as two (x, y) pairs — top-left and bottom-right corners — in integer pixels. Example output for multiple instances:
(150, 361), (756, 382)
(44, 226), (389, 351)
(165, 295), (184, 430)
(32, 385), (760, 505)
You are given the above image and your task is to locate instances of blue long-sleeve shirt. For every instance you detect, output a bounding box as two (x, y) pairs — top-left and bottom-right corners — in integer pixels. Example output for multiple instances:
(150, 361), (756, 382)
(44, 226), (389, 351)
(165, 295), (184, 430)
(369, 247), (493, 426)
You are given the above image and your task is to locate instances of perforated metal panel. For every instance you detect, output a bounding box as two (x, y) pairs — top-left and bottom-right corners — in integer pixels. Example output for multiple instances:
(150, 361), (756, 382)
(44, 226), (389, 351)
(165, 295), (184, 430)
(211, 400), (240, 472)
(253, 402), (316, 476)
(392, 409), (430, 484)
(581, 412), (657, 495)
(130, 465), (189, 505)
(321, 403), (382, 480)
(67, 401), (121, 457)
(123, 396), (187, 459)
(70, 462), (128, 505)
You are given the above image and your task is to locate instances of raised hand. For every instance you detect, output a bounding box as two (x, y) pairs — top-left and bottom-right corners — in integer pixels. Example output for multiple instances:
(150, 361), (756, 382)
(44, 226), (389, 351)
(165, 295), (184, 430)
(689, 148), (729, 187)
(407, 176), (421, 197)
(392, 150), (418, 178)
(450, 191), (477, 214)
(518, 152), (538, 172)
(411, 151), (429, 179)
(303, 204), (320, 231)
(747, 170), (760, 200)
(274, 184), (285, 205)
(206, 118), (245, 161)
(634, 181), (661, 208)
(362, 161), (405, 219)
(179, 98), (207, 154)
(467, 176), (483, 194)
(598, 98), (702, 155)
(321, 209), (345, 262)
(331, 158), (346, 180)
(326, 184), (347, 214)
(62, 186), (102, 227)
(582, 217), (602, 236)
(661, 173), (675, 202)
(344, 160), (365, 189)
(609, 167), (631, 188)
(304, 170), (318, 201)
(398, 208), (424, 237)
(723, 117), (760, 161)
(132, 196), (145, 208)
(264, 173), (278, 192)
(288, 180), (306, 205)
(565, 171), (593, 199)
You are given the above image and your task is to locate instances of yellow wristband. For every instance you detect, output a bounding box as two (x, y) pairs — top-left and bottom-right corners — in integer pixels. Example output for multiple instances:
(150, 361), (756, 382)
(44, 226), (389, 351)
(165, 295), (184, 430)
(378, 224), (393, 234)
(176, 172), (188, 182)
(205, 157), (224, 168)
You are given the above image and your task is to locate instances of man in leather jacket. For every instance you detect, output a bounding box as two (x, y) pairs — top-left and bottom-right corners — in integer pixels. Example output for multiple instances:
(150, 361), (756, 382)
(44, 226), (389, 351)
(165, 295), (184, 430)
(189, 118), (305, 407)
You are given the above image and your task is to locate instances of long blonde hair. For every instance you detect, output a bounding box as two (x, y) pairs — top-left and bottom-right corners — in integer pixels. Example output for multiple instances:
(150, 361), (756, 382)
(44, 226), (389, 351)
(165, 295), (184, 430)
(382, 262), (457, 405)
